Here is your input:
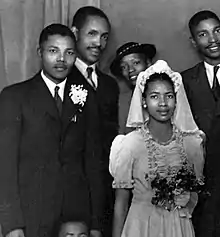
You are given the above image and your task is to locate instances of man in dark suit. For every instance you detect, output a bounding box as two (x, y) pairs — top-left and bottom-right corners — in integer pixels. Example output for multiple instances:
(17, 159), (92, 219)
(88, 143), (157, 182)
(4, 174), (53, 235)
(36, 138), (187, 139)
(181, 10), (220, 236)
(70, 6), (119, 237)
(0, 23), (103, 237)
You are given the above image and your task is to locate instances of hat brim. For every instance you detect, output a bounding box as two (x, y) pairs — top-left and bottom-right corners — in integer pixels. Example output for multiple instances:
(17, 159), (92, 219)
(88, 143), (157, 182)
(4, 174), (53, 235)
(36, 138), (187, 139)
(110, 44), (156, 77)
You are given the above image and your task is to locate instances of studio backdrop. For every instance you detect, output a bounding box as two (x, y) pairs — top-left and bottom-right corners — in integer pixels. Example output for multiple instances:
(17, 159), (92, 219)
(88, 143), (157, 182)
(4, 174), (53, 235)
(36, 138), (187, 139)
(0, 0), (99, 90)
(0, 0), (220, 89)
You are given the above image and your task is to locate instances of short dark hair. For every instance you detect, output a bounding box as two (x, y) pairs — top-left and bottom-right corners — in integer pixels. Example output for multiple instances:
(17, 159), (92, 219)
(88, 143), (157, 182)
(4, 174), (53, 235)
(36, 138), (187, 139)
(143, 73), (175, 98)
(189, 10), (220, 37)
(71, 6), (110, 30)
(39, 23), (76, 48)
(51, 216), (89, 237)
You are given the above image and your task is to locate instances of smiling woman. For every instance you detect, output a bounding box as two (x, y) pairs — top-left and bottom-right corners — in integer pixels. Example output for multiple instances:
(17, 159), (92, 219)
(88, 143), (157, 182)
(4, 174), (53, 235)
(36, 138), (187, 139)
(110, 42), (156, 134)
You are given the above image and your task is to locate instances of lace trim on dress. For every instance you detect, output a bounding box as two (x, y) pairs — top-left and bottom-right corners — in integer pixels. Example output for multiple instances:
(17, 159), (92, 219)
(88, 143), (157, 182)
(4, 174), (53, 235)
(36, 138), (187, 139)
(139, 124), (192, 180)
(181, 129), (203, 138)
(112, 180), (134, 189)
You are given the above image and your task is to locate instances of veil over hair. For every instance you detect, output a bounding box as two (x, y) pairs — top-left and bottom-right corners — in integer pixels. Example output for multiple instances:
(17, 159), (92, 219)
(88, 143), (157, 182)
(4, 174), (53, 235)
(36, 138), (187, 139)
(126, 60), (200, 133)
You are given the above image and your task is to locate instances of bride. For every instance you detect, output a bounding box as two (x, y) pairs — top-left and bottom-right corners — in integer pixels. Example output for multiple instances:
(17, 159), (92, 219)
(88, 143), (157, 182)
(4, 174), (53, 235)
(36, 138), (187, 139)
(109, 60), (205, 237)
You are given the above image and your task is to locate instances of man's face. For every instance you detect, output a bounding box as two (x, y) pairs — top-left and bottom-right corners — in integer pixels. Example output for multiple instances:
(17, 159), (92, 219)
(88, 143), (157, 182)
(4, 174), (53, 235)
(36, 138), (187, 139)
(59, 222), (88, 237)
(191, 18), (220, 65)
(38, 34), (76, 84)
(74, 15), (110, 65)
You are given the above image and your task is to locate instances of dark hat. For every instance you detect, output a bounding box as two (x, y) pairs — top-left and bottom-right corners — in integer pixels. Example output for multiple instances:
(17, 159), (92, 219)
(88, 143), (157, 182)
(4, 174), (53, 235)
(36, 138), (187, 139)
(110, 42), (156, 77)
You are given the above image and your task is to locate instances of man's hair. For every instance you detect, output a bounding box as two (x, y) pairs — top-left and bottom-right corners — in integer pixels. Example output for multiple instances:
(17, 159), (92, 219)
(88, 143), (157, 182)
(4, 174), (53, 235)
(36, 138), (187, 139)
(51, 216), (89, 237)
(189, 10), (220, 37)
(71, 6), (110, 29)
(39, 23), (76, 48)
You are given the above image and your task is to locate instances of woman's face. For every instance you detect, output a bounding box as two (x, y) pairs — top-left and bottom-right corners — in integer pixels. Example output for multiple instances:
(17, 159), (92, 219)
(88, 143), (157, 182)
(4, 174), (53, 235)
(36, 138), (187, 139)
(144, 79), (176, 124)
(120, 53), (151, 86)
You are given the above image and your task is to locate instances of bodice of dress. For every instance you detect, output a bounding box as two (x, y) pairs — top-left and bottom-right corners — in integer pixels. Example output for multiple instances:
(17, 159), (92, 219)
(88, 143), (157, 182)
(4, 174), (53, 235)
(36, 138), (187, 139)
(109, 124), (204, 205)
(140, 125), (189, 178)
(133, 126), (191, 203)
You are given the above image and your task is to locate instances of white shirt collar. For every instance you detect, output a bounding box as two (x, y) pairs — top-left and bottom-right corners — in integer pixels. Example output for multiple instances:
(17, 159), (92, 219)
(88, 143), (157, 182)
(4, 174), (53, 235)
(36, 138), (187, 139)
(41, 70), (67, 101)
(204, 61), (220, 87)
(75, 57), (96, 76)
(75, 57), (98, 87)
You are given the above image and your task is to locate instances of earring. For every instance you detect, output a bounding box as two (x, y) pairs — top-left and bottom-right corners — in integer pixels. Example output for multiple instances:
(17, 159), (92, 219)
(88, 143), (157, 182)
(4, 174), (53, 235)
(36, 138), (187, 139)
(142, 100), (147, 108)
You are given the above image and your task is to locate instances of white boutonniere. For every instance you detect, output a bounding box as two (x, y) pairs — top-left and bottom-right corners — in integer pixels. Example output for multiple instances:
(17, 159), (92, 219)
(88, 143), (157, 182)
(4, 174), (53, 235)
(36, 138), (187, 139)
(69, 85), (88, 122)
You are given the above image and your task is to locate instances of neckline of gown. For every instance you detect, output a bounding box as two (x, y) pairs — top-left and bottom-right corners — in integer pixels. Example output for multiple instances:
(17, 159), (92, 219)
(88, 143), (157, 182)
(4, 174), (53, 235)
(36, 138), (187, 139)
(142, 123), (179, 146)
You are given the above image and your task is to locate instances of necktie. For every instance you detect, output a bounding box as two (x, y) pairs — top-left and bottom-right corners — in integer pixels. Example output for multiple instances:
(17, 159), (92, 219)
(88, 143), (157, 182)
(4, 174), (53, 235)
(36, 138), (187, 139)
(54, 86), (62, 116)
(86, 67), (96, 89)
(212, 65), (220, 100)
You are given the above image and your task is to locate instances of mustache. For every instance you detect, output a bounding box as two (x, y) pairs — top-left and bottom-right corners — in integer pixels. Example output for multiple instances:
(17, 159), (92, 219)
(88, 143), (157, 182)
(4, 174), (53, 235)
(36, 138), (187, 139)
(206, 42), (220, 49)
(54, 63), (67, 69)
(88, 46), (102, 51)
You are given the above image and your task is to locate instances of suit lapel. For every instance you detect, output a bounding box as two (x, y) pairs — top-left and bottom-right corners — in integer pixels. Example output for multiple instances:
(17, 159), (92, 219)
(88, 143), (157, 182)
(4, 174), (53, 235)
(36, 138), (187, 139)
(72, 64), (96, 92)
(30, 73), (60, 119)
(61, 78), (78, 134)
(193, 62), (215, 104)
(29, 73), (61, 138)
(96, 68), (102, 92)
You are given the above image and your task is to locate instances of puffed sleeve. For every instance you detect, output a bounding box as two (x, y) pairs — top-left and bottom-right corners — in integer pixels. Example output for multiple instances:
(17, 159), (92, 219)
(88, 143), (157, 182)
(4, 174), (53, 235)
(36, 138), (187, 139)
(109, 135), (134, 189)
(183, 130), (205, 215)
(183, 130), (205, 179)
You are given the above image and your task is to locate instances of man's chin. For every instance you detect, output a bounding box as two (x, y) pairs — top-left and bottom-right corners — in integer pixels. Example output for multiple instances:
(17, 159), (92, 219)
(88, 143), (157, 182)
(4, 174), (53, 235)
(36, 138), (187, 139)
(87, 58), (99, 65)
(50, 74), (69, 83)
(88, 53), (101, 63)
(204, 50), (220, 59)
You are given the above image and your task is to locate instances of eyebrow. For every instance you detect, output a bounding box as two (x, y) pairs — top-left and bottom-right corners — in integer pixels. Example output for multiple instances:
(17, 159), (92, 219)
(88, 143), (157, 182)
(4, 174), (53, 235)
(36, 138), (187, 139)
(65, 233), (75, 237)
(195, 29), (208, 34)
(65, 232), (87, 236)
(89, 29), (98, 33)
(149, 91), (173, 94)
(213, 26), (220, 30)
(47, 46), (75, 50)
(65, 48), (75, 50)
(196, 25), (220, 33)
(102, 32), (109, 36)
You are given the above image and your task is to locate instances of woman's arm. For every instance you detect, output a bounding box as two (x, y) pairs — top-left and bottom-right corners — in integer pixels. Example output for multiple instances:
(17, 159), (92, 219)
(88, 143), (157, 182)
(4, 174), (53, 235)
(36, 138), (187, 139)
(112, 188), (131, 237)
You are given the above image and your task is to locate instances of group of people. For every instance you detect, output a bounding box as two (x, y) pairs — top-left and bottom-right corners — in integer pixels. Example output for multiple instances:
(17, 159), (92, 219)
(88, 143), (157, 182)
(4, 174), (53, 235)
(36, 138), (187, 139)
(0, 6), (118, 237)
(0, 4), (219, 237)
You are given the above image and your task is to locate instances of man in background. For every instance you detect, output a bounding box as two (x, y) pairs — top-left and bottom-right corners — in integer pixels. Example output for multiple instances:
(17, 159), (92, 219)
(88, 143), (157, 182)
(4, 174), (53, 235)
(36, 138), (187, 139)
(70, 6), (119, 237)
(181, 10), (220, 237)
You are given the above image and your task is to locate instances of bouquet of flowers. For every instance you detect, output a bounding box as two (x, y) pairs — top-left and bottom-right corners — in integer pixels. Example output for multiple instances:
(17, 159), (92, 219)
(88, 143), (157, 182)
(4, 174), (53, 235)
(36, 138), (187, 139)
(150, 163), (204, 211)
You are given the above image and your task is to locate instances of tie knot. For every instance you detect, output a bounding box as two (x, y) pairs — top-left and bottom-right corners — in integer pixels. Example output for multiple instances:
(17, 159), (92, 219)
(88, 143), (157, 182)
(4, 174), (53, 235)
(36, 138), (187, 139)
(87, 67), (93, 78)
(214, 65), (219, 75)
(55, 86), (60, 93)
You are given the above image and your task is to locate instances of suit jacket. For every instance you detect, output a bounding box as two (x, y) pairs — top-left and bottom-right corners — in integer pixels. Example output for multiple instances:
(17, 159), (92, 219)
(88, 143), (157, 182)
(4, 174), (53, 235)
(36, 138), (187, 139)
(70, 65), (119, 172)
(181, 62), (218, 137)
(182, 62), (220, 236)
(0, 72), (103, 237)
(181, 62), (220, 174)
